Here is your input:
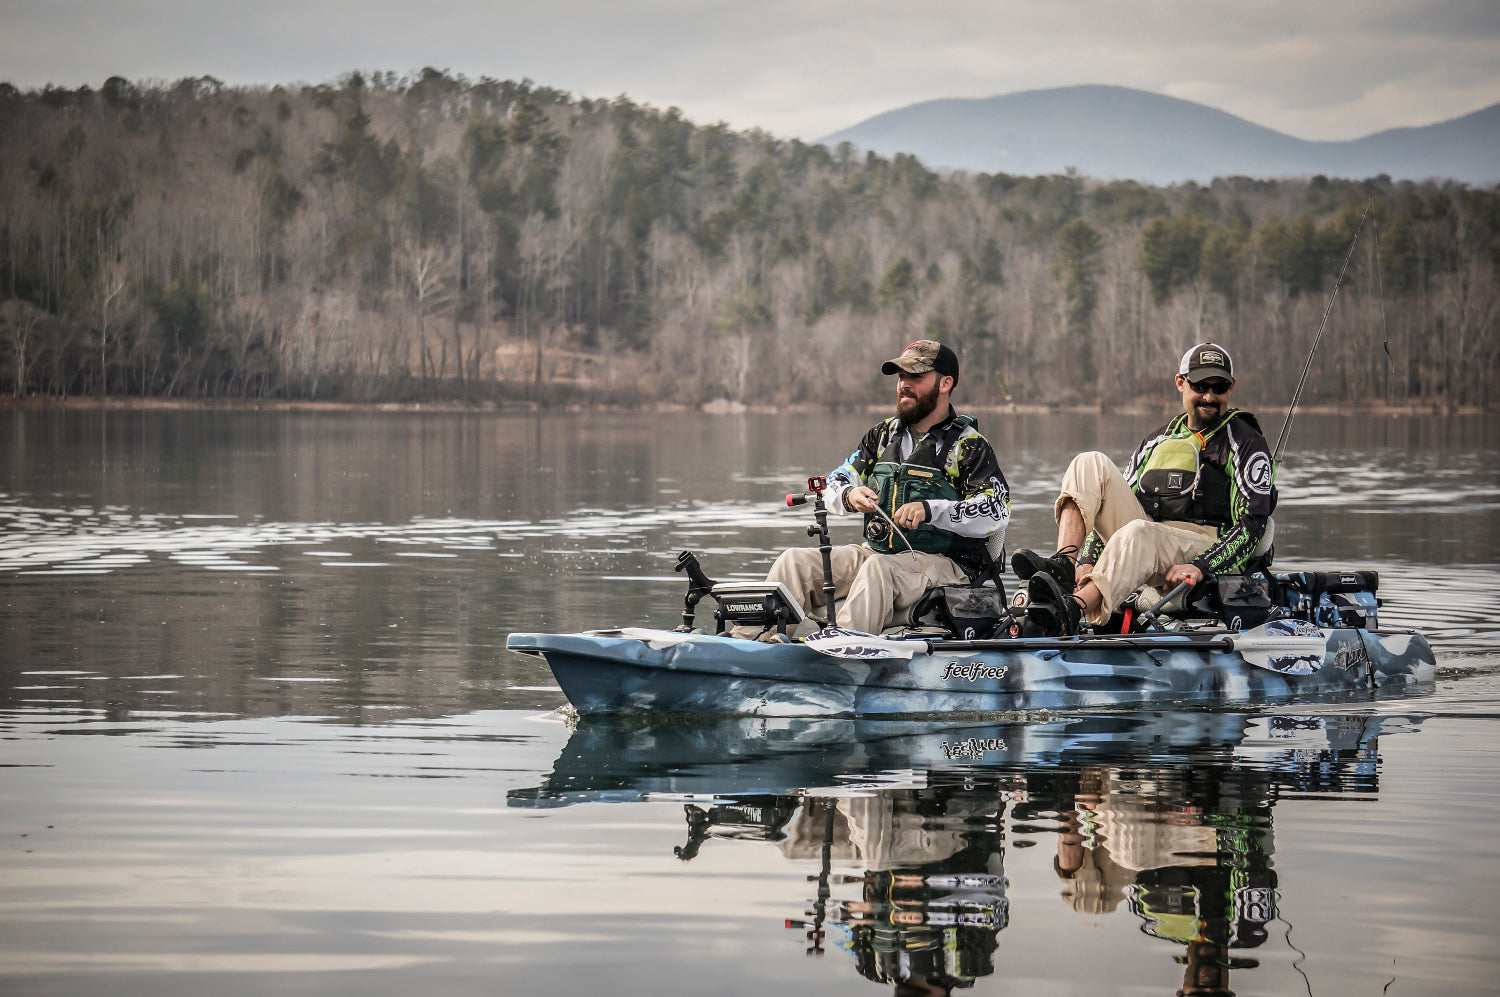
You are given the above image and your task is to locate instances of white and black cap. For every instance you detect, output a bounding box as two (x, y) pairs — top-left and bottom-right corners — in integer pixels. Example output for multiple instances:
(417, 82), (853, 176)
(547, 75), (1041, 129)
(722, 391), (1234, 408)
(1179, 343), (1234, 382)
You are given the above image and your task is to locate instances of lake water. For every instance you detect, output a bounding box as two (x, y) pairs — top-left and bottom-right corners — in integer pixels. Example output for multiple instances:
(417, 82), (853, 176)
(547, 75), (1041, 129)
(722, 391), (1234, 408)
(2, 407), (1498, 996)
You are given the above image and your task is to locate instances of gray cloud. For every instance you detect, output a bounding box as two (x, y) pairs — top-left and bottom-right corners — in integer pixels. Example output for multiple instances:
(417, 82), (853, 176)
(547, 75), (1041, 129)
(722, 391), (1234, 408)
(1, 0), (1496, 141)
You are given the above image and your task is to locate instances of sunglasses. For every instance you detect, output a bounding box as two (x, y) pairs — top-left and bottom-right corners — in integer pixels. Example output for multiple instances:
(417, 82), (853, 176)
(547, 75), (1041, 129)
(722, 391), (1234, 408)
(1187, 378), (1233, 395)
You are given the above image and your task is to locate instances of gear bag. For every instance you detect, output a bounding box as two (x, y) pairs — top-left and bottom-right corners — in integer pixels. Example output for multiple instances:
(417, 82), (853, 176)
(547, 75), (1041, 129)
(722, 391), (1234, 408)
(908, 581), (1008, 639)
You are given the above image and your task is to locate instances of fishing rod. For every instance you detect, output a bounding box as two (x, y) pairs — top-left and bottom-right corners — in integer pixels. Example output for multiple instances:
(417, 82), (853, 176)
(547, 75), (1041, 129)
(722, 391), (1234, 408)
(790, 485), (912, 552)
(1272, 198), (1373, 461)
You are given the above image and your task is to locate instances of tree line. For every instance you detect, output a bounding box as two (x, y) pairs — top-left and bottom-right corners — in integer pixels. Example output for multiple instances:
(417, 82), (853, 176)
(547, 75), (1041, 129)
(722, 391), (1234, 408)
(2, 70), (1496, 409)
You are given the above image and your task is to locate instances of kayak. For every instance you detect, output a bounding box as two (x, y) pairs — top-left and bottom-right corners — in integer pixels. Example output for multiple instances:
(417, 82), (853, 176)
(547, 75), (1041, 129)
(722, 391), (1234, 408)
(507, 518), (1436, 717)
(504, 622), (1435, 717)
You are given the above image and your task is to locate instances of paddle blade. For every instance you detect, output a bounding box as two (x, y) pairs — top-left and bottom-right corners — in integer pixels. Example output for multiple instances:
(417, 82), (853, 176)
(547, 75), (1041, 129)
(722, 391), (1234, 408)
(1231, 619), (1328, 675)
(803, 627), (922, 660)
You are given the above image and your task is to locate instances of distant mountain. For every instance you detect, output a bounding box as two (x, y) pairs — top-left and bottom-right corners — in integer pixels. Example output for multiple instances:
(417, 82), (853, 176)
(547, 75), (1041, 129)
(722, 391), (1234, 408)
(818, 85), (1500, 185)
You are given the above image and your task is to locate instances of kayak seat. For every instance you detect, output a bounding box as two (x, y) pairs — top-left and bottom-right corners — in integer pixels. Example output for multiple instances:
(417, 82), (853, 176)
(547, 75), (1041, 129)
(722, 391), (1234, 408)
(907, 579), (1010, 640)
(904, 532), (1011, 638)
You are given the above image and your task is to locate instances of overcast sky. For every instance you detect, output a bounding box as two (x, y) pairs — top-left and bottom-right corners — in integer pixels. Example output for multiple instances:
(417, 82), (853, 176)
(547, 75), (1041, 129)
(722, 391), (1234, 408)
(3, 0), (1497, 141)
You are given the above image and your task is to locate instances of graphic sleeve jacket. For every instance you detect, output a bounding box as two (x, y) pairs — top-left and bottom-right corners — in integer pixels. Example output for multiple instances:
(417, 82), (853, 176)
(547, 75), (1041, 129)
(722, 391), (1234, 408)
(824, 409), (1011, 574)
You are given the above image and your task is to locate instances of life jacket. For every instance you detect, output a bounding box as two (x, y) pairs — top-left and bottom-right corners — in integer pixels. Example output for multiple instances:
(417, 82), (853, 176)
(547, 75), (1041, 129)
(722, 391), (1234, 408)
(863, 414), (989, 572)
(1134, 411), (1249, 524)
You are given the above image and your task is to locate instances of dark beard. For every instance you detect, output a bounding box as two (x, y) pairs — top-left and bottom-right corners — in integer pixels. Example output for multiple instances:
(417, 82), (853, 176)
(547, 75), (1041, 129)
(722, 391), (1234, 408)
(897, 381), (941, 426)
(1186, 400), (1223, 431)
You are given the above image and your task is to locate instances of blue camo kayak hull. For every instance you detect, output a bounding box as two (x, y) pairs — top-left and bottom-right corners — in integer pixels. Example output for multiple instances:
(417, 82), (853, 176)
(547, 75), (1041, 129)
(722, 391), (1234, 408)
(505, 626), (1436, 717)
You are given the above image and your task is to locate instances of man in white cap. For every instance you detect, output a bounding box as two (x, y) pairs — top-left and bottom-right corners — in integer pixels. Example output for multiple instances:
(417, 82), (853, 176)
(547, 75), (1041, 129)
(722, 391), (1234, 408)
(735, 339), (1011, 638)
(1013, 343), (1276, 635)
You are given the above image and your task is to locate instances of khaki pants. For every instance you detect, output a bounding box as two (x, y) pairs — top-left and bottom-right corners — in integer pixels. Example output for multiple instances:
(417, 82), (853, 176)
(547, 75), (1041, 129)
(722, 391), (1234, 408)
(1057, 452), (1218, 625)
(732, 544), (971, 638)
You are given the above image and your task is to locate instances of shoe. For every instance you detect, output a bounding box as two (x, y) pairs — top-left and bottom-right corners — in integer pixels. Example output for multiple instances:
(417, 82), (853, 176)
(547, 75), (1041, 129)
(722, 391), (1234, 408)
(1026, 572), (1083, 637)
(1012, 547), (1077, 592)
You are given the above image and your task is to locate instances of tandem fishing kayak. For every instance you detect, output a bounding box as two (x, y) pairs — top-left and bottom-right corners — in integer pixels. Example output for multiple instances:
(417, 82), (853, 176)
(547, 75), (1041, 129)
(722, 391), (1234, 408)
(506, 483), (1438, 717)
(504, 621), (1436, 717)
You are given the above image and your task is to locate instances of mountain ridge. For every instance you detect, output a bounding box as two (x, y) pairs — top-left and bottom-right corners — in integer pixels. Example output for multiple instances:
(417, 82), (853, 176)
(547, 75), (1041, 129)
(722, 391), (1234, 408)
(817, 85), (1500, 185)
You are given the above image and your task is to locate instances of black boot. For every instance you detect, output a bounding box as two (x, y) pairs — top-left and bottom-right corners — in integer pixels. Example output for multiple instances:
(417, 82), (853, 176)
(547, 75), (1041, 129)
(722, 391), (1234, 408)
(1012, 546), (1078, 593)
(1026, 572), (1083, 637)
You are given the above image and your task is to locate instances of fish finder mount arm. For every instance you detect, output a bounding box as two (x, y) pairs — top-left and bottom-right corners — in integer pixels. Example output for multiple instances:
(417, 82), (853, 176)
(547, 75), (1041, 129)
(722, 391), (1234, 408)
(786, 475), (838, 629)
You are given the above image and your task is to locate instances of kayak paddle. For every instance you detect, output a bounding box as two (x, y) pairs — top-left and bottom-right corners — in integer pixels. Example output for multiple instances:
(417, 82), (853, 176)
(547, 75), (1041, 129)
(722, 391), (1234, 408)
(802, 619), (1329, 676)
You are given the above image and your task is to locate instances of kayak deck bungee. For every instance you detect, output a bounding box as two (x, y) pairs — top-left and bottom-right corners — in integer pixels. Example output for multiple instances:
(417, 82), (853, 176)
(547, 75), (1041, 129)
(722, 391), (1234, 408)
(505, 624), (1435, 717)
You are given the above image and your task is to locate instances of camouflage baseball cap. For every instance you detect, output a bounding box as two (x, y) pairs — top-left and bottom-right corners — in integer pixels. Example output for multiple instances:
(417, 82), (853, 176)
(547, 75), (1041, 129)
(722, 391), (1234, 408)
(882, 340), (960, 380)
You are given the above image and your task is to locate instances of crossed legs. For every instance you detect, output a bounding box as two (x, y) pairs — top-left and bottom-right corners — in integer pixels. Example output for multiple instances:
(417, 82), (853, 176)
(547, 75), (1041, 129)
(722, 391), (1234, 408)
(1048, 452), (1217, 626)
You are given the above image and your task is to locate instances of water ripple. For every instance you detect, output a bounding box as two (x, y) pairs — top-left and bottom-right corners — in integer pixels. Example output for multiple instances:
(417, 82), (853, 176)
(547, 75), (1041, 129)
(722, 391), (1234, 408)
(0, 500), (803, 575)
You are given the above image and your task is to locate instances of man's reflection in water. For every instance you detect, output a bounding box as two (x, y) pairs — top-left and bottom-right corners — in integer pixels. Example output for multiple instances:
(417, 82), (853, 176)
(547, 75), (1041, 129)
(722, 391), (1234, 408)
(1047, 765), (1278, 997)
(667, 723), (1374, 997)
(679, 783), (1016, 994)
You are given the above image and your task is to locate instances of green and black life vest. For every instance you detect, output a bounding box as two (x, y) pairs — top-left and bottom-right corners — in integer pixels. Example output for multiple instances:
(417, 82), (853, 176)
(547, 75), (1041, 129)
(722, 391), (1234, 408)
(1131, 409), (1265, 525)
(863, 414), (989, 572)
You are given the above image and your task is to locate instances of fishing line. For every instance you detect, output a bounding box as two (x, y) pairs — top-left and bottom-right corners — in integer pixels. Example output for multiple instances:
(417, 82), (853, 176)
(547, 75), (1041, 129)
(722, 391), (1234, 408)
(1272, 197), (1374, 461)
(1372, 219), (1395, 379)
(1282, 916), (1315, 997)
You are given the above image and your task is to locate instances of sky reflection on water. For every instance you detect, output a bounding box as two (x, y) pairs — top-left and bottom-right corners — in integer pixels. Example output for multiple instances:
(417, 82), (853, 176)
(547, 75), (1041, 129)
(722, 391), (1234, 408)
(4, 704), (1500, 996)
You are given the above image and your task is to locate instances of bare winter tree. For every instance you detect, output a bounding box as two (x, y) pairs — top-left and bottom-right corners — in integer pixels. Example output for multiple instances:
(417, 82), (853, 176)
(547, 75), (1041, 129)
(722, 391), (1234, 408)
(1, 299), (45, 397)
(95, 259), (130, 397)
(398, 236), (454, 385)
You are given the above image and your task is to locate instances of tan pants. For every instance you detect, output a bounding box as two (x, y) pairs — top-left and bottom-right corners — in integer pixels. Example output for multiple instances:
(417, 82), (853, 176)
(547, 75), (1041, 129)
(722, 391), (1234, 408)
(732, 544), (971, 638)
(1057, 452), (1219, 625)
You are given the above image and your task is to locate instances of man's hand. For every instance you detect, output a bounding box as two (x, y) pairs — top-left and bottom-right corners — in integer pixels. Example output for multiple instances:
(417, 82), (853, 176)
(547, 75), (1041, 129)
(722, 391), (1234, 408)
(844, 486), (880, 514)
(1165, 563), (1204, 588)
(892, 502), (929, 529)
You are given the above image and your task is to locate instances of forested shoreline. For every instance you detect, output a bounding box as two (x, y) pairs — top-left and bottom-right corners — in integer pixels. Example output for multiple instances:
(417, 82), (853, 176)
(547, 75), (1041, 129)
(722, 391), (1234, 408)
(3, 71), (1497, 409)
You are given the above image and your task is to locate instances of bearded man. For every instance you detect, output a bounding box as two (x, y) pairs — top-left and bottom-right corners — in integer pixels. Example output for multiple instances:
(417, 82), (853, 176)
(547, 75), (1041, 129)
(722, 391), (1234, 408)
(735, 340), (1011, 639)
(1013, 343), (1277, 636)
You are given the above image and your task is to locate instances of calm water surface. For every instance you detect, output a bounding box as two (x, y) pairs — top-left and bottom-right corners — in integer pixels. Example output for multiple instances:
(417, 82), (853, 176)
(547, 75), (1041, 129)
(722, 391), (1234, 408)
(2, 408), (1498, 996)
